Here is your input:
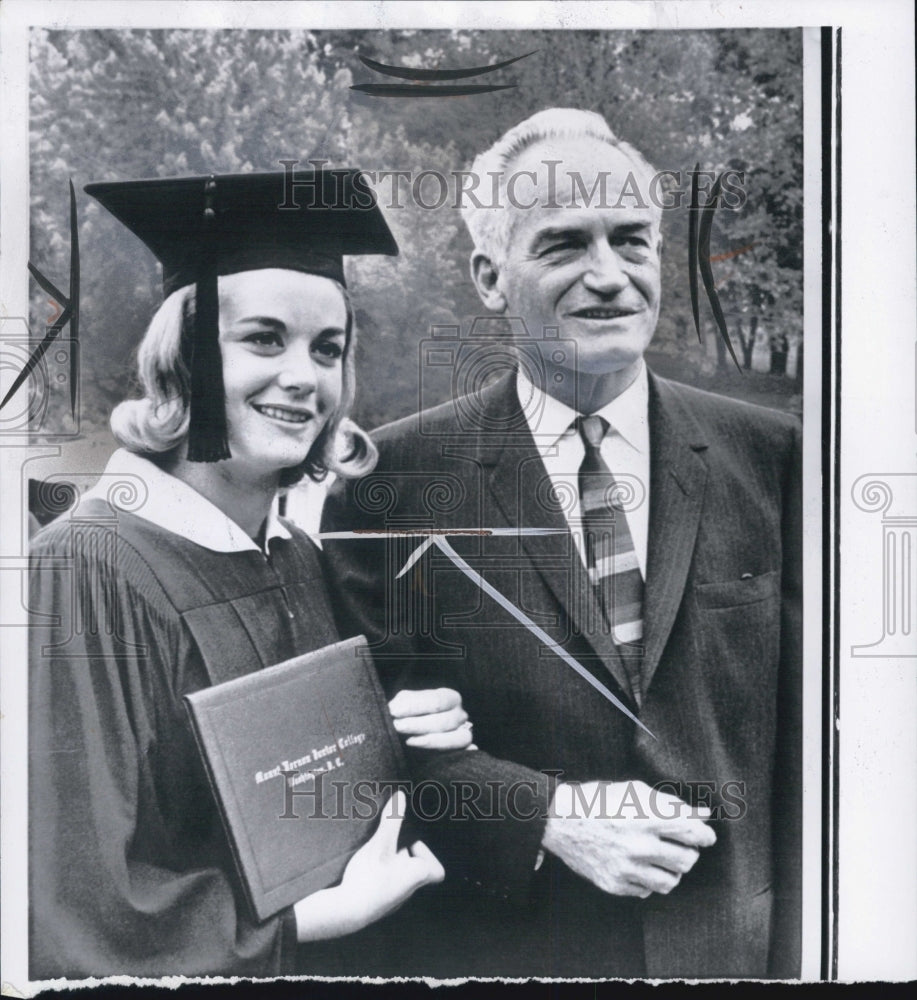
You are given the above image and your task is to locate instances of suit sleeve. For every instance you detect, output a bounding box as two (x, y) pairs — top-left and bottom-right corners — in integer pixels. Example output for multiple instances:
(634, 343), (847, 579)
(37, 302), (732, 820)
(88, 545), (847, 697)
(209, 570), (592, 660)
(322, 482), (556, 902)
(768, 418), (803, 977)
(28, 529), (297, 979)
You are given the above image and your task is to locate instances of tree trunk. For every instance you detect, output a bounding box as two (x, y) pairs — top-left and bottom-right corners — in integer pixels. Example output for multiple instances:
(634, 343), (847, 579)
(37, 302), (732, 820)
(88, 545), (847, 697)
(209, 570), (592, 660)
(770, 327), (789, 375)
(737, 316), (755, 369)
(714, 322), (727, 370)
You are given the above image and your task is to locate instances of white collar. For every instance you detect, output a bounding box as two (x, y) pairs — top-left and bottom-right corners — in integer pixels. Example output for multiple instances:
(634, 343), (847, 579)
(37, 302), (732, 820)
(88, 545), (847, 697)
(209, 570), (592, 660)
(516, 362), (649, 452)
(79, 449), (292, 555)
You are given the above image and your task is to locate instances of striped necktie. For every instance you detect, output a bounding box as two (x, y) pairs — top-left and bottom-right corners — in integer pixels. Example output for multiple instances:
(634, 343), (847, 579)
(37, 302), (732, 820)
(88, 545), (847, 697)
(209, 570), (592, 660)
(576, 414), (644, 706)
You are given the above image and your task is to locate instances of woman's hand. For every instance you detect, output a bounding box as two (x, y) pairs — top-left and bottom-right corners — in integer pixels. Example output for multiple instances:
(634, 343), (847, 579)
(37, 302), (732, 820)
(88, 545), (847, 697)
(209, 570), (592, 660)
(388, 687), (476, 750)
(293, 791), (444, 942)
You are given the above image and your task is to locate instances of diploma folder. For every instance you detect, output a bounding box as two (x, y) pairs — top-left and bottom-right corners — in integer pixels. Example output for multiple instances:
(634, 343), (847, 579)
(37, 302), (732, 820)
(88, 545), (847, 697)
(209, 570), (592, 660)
(184, 634), (406, 923)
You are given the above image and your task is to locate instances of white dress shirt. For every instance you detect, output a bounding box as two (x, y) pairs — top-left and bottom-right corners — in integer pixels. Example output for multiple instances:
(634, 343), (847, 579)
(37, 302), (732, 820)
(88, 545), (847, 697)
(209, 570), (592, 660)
(516, 363), (651, 576)
(79, 448), (292, 555)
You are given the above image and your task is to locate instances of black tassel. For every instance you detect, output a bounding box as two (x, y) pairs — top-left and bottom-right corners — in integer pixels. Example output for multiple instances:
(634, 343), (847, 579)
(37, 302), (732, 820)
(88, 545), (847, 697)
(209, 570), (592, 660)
(186, 177), (231, 462)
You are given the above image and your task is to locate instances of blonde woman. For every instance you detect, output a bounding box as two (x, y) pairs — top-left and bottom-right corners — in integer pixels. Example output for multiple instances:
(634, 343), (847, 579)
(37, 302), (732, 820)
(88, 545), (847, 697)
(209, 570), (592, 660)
(29, 171), (470, 979)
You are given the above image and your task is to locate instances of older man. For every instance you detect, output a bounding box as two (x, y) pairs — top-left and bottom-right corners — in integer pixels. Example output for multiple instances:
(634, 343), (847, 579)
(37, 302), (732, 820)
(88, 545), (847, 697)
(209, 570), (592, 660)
(323, 108), (801, 979)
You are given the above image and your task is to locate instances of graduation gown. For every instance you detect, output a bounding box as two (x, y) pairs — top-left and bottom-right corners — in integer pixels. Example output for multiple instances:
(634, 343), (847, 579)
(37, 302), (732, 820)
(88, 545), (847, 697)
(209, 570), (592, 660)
(28, 497), (343, 979)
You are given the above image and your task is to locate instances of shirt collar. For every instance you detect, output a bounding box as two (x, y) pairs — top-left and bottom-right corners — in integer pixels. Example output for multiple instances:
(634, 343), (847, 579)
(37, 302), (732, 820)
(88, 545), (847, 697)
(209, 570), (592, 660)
(79, 449), (292, 555)
(516, 362), (649, 452)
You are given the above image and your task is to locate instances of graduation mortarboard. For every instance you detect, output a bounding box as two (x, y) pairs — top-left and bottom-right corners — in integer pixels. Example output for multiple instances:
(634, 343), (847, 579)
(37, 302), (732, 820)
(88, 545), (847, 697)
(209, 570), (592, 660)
(85, 170), (398, 462)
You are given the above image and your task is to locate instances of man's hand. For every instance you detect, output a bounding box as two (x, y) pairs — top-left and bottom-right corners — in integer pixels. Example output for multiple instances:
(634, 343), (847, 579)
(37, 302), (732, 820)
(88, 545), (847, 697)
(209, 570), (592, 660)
(388, 687), (475, 750)
(294, 790), (444, 941)
(541, 781), (716, 898)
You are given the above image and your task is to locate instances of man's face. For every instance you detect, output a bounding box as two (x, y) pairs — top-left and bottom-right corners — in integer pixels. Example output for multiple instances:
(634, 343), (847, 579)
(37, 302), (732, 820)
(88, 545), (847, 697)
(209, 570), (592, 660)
(493, 137), (662, 377)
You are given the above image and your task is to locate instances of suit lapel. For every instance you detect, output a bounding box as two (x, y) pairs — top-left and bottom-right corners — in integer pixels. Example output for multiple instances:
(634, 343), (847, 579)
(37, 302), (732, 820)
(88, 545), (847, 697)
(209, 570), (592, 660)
(478, 374), (638, 701)
(642, 374), (709, 695)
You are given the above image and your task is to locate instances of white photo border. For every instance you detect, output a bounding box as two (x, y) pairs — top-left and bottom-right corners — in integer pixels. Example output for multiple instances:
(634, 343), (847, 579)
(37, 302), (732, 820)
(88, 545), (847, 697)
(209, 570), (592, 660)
(1, 0), (914, 991)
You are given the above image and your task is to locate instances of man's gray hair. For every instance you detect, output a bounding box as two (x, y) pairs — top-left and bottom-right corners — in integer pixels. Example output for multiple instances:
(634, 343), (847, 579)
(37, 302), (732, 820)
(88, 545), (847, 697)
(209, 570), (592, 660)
(461, 107), (658, 266)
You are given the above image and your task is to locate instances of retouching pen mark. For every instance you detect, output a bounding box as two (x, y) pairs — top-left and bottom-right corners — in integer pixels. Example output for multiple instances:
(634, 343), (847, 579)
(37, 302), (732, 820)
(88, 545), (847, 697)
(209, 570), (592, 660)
(350, 83), (517, 97)
(319, 527), (651, 733)
(1, 180), (80, 418)
(430, 535), (655, 739)
(697, 173), (739, 370)
(358, 51), (538, 81)
(689, 164), (740, 371)
(709, 242), (756, 263)
(689, 170), (701, 345)
(352, 49), (537, 98)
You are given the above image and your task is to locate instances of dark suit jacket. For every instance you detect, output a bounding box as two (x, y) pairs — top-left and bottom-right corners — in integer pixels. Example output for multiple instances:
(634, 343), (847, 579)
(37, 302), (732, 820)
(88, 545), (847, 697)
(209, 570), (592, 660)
(323, 369), (802, 979)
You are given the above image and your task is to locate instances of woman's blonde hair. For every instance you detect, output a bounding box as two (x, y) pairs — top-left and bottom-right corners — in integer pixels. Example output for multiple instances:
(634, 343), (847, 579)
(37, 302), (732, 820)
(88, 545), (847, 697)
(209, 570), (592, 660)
(110, 275), (377, 487)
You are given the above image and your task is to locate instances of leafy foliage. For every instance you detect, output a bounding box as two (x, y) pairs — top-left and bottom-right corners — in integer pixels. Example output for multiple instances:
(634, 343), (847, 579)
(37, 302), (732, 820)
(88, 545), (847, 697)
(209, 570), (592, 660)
(28, 27), (803, 436)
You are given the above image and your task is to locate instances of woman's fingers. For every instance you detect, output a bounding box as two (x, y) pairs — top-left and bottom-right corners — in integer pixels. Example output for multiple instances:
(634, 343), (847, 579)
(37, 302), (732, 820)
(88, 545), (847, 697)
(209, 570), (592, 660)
(405, 723), (474, 751)
(407, 840), (446, 884)
(361, 790), (406, 856)
(357, 801), (444, 888)
(389, 688), (475, 749)
(392, 705), (468, 736)
(306, 798), (448, 940)
(388, 687), (462, 719)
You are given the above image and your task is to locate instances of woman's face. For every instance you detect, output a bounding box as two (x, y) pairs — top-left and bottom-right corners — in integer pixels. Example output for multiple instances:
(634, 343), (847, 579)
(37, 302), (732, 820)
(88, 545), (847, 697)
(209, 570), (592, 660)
(217, 269), (347, 481)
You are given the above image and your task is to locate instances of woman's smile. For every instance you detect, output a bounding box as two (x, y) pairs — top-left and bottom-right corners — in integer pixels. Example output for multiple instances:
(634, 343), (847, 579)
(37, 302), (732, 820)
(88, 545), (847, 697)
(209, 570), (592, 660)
(251, 402), (316, 425)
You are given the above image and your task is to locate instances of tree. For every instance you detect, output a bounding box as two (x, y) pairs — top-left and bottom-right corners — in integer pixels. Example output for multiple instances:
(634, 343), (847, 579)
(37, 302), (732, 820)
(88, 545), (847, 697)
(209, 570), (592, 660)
(27, 27), (804, 437)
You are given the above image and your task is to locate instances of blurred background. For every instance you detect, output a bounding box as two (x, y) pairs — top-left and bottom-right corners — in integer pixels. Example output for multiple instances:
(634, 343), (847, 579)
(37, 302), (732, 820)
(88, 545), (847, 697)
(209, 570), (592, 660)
(27, 26), (803, 472)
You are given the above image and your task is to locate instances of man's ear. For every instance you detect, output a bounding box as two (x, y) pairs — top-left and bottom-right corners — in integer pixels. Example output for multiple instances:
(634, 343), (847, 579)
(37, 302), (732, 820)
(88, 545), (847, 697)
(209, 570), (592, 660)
(470, 251), (507, 312)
